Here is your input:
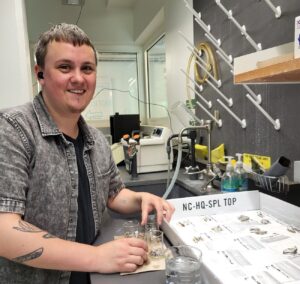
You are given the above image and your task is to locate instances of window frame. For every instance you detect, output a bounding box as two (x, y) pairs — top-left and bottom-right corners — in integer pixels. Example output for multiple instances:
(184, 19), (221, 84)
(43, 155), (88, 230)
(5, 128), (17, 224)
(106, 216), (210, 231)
(144, 33), (167, 120)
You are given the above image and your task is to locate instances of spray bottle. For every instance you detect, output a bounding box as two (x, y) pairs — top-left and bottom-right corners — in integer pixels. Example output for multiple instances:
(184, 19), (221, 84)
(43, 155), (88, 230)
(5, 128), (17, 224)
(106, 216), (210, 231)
(221, 156), (238, 192)
(235, 153), (248, 191)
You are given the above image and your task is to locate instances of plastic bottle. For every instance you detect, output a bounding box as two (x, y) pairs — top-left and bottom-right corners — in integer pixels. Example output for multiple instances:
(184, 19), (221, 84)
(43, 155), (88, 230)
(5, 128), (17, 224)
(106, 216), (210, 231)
(221, 156), (238, 192)
(235, 153), (248, 191)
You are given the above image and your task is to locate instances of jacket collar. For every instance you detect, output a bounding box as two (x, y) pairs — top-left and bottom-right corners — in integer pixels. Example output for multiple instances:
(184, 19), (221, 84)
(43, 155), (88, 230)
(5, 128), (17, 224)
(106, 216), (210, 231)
(32, 92), (94, 147)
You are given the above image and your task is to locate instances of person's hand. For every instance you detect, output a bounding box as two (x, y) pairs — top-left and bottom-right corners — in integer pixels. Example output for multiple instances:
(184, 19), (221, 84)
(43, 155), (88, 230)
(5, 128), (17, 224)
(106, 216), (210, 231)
(94, 237), (148, 273)
(138, 192), (175, 225)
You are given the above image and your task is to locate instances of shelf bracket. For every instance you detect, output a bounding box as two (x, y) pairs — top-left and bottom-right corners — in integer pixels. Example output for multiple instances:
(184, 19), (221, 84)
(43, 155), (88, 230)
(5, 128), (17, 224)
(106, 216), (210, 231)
(217, 99), (247, 129)
(182, 0), (233, 69)
(215, 0), (262, 51)
(242, 84), (262, 104)
(246, 94), (280, 130)
(180, 69), (212, 109)
(196, 101), (222, 127)
(262, 0), (281, 18)
(205, 77), (233, 107)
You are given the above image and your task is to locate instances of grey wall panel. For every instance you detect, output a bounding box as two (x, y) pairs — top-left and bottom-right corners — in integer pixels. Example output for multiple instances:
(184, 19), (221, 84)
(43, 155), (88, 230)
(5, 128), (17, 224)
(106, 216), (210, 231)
(192, 0), (300, 179)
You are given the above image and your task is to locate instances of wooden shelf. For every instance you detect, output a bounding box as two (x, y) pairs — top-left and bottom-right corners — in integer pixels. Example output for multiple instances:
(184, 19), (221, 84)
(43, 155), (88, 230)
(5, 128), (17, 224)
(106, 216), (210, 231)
(234, 57), (300, 84)
(233, 42), (300, 84)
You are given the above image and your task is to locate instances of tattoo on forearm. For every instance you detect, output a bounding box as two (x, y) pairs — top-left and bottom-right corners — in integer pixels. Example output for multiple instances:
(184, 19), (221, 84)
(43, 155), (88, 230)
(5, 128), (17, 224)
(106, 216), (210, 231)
(13, 220), (57, 239)
(13, 220), (43, 233)
(12, 247), (43, 263)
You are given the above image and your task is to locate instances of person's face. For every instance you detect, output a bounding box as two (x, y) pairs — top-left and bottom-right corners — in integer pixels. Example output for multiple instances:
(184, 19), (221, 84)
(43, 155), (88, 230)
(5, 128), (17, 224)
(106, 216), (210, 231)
(36, 41), (97, 117)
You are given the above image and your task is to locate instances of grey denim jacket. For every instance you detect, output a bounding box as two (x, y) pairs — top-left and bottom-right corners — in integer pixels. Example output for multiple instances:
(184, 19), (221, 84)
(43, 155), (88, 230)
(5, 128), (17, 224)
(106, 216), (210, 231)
(0, 93), (125, 283)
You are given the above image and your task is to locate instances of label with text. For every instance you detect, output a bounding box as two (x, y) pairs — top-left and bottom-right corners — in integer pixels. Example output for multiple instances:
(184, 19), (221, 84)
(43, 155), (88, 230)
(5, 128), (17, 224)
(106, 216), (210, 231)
(182, 197), (237, 212)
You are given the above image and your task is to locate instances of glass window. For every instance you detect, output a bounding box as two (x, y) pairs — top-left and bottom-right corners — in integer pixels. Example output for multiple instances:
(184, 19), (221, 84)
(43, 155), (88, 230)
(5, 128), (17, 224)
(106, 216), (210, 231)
(83, 52), (139, 122)
(146, 35), (167, 118)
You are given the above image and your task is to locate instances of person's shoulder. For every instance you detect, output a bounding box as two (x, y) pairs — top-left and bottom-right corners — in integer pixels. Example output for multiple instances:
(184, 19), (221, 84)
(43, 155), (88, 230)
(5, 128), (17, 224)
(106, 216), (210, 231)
(0, 102), (36, 146)
(0, 101), (33, 120)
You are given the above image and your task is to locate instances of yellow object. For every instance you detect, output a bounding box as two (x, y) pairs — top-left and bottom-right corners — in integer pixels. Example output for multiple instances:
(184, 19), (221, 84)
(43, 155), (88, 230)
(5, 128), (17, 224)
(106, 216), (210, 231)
(243, 153), (271, 171)
(195, 143), (225, 163)
(195, 144), (208, 160)
(211, 143), (225, 163)
(231, 159), (237, 167)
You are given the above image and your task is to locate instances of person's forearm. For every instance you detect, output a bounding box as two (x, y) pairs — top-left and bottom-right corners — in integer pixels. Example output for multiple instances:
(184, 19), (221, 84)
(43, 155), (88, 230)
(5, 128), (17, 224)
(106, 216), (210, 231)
(108, 188), (142, 214)
(0, 213), (97, 272)
(108, 188), (175, 225)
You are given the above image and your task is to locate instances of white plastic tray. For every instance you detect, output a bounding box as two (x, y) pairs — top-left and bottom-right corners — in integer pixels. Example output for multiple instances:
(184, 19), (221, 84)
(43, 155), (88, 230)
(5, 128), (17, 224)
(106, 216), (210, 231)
(162, 191), (300, 284)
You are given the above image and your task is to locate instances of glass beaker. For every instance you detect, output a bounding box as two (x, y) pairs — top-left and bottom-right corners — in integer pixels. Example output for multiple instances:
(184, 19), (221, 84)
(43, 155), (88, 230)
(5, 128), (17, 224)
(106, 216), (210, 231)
(145, 214), (158, 232)
(122, 220), (139, 238)
(148, 229), (165, 259)
(165, 245), (202, 284)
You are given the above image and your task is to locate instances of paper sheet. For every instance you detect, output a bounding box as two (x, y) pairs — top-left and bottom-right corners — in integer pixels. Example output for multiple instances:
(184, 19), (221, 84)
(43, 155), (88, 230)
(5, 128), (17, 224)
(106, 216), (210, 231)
(170, 210), (300, 284)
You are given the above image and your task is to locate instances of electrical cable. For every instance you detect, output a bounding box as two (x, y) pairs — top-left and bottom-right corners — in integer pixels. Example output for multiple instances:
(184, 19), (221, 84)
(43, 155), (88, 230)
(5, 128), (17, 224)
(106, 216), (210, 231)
(166, 134), (188, 187)
(75, 2), (84, 25)
(163, 143), (183, 199)
(185, 42), (219, 108)
(166, 142), (190, 188)
(89, 88), (174, 133)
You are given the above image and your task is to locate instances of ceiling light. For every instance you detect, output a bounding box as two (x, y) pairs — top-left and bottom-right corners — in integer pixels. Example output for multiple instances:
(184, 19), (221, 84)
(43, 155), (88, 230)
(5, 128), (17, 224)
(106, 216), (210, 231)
(62, 0), (85, 5)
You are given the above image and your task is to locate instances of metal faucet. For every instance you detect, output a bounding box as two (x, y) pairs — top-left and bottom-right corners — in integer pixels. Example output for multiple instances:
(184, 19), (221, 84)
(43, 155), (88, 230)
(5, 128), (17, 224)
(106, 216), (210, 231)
(178, 120), (218, 191)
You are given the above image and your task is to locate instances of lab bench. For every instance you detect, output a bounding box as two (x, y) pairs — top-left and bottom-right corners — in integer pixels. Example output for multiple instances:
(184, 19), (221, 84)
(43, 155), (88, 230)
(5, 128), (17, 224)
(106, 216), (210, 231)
(91, 167), (219, 284)
(117, 165), (300, 208)
(91, 167), (300, 283)
(91, 212), (167, 284)
(118, 166), (221, 197)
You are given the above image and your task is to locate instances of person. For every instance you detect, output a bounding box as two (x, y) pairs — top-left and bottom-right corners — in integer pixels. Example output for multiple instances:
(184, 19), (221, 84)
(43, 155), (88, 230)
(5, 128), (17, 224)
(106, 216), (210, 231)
(0, 23), (174, 284)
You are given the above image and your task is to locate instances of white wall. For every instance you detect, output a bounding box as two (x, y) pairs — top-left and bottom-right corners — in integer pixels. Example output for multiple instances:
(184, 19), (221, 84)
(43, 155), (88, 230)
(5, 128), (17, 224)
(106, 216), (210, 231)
(165, 0), (194, 133)
(133, 0), (167, 42)
(26, 0), (135, 46)
(131, 0), (194, 132)
(0, 0), (32, 108)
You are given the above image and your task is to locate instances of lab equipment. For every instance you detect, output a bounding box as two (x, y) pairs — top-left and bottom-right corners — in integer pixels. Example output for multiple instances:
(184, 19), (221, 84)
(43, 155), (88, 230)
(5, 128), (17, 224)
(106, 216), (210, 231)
(110, 113), (140, 144)
(163, 121), (217, 199)
(122, 220), (139, 238)
(122, 134), (139, 179)
(164, 101), (221, 198)
(165, 245), (202, 284)
(148, 230), (165, 259)
(251, 172), (289, 194)
(264, 156), (290, 177)
(122, 127), (172, 174)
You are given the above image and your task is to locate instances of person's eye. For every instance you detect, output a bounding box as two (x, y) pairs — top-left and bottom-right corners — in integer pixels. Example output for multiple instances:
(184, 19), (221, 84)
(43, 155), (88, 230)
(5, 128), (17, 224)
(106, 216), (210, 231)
(82, 65), (95, 74)
(58, 65), (71, 73)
